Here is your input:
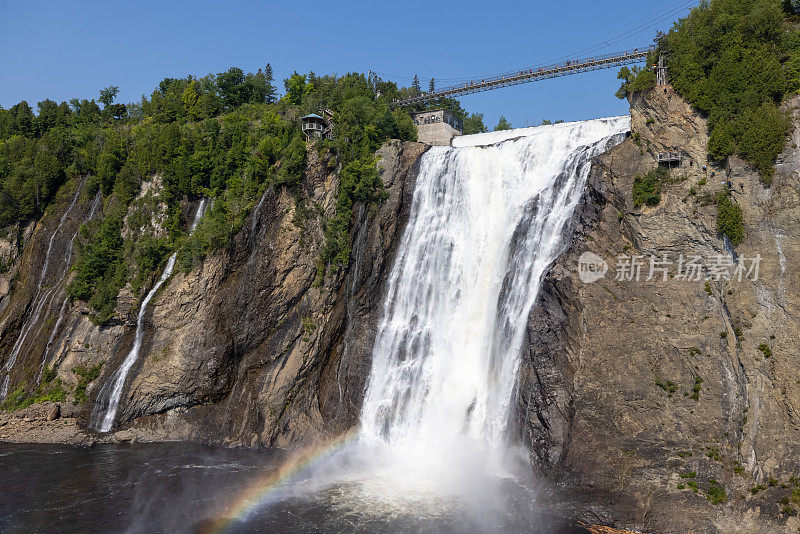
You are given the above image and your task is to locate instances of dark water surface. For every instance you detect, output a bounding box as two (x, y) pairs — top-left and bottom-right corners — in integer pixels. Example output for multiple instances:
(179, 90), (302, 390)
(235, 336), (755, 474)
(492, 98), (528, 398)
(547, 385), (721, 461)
(0, 443), (587, 534)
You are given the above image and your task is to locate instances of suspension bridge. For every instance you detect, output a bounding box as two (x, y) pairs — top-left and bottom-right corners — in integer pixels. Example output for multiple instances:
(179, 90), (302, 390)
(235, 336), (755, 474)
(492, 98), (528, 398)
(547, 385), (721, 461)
(390, 46), (656, 108)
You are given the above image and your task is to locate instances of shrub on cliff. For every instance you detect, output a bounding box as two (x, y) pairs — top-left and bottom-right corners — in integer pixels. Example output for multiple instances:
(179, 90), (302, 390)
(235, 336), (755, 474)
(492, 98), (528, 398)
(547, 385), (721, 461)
(632, 167), (669, 208)
(715, 190), (744, 245)
(659, 0), (798, 179)
(616, 65), (657, 99)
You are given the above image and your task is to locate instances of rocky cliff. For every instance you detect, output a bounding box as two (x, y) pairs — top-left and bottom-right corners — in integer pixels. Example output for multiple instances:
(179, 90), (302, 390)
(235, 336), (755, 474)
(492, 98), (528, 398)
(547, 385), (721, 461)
(0, 140), (427, 448)
(517, 88), (800, 533)
(3, 85), (800, 533)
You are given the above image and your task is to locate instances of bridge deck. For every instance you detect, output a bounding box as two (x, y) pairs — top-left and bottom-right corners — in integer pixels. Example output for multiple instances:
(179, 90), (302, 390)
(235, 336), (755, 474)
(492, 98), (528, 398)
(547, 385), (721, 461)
(392, 47), (655, 107)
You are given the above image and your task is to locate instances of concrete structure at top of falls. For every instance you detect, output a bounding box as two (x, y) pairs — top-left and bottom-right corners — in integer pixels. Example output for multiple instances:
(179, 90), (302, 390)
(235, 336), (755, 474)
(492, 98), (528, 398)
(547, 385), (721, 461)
(412, 109), (464, 146)
(91, 199), (209, 432)
(358, 117), (629, 479)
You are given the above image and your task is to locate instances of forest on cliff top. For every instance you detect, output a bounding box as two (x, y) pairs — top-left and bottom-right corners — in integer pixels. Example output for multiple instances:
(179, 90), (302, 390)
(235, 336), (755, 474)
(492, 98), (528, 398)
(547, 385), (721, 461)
(620, 0), (800, 179)
(1, 0), (798, 326)
(0, 67), (481, 324)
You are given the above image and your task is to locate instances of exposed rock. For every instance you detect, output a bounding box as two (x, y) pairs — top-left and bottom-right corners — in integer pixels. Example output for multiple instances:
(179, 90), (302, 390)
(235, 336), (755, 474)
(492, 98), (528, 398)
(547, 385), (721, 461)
(50, 140), (428, 447)
(113, 430), (134, 442)
(517, 88), (800, 532)
(2, 84), (800, 534)
(47, 404), (60, 421)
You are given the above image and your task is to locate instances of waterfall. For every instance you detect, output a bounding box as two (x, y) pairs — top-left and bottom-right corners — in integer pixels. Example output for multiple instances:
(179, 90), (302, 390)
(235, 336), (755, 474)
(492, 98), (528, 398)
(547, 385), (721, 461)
(356, 118), (629, 491)
(34, 191), (103, 385)
(92, 199), (208, 432)
(0, 180), (86, 400)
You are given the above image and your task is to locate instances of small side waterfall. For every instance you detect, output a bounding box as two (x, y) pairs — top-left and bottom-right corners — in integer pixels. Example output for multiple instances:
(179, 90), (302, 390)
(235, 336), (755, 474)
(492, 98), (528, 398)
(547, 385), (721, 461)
(356, 118), (629, 493)
(92, 199), (208, 432)
(0, 181), (86, 400)
(34, 191), (103, 385)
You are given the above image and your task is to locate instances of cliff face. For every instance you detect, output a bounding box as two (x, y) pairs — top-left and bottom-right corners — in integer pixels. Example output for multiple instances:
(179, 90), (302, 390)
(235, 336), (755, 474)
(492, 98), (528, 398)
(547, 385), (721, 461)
(517, 89), (800, 533)
(4, 87), (800, 532)
(0, 140), (427, 447)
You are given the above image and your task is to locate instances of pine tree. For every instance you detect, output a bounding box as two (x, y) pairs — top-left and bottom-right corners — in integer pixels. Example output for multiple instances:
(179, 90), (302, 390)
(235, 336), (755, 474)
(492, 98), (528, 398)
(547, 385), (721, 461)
(265, 63), (277, 104)
(429, 78), (435, 93)
(494, 116), (512, 131)
(412, 75), (421, 94)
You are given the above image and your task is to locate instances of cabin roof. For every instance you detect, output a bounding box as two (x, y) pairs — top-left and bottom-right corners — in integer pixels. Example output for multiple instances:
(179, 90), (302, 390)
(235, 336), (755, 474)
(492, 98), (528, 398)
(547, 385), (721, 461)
(301, 113), (324, 120)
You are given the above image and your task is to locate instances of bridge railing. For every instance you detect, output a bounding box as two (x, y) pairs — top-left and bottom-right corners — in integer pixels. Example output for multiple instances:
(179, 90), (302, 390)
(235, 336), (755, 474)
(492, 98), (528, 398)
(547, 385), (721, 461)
(392, 46), (656, 107)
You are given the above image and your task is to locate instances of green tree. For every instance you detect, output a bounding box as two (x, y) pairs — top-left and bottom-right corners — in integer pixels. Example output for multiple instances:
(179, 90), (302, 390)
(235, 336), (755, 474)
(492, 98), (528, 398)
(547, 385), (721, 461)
(181, 80), (201, 120)
(99, 86), (119, 108)
(283, 72), (307, 105)
(412, 75), (421, 94)
(716, 191), (744, 246)
(494, 116), (512, 131)
(463, 113), (487, 134)
(615, 66), (655, 99)
(264, 63), (277, 103)
(661, 0), (794, 180)
(429, 78), (435, 93)
(216, 68), (248, 108)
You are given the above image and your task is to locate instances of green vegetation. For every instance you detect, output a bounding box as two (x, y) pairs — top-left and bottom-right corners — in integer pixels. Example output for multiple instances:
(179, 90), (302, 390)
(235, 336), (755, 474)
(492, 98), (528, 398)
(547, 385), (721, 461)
(0, 367), (67, 411)
(689, 376), (704, 401)
(462, 113), (488, 134)
(2, 63), (453, 324)
(72, 363), (103, 405)
(655, 378), (678, 397)
(758, 343), (773, 358)
(616, 64), (657, 98)
(707, 479), (727, 504)
(680, 471), (697, 478)
(779, 496), (793, 515)
(648, 0), (800, 180)
(715, 191), (744, 246)
(706, 445), (723, 462)
(632, 167), (669, 208)
(494, 116), (512, 131)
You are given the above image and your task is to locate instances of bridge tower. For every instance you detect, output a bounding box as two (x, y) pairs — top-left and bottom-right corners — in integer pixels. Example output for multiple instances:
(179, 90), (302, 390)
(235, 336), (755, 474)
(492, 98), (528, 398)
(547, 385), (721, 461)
(656, 54), (668, 86)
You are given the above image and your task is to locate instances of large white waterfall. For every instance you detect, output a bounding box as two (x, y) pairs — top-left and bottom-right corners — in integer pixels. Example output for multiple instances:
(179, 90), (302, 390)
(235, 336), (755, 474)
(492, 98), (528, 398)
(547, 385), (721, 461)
(353, 117), (629, 500)
(92, 199), (209, 432)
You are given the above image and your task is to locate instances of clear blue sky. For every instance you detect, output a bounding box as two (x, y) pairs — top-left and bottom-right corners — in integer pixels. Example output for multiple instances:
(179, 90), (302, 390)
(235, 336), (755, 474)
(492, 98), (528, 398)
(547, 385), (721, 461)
(0, 0), (697, 128)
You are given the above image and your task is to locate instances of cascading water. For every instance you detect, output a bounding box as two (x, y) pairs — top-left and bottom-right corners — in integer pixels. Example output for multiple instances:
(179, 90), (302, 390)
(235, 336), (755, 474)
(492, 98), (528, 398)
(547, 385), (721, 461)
(92, 199), (209, 432)
(350, 117), (629, 502)
(223, 119), (630, 531)
(0, 181), (86, 400)
(35, 191), (103, 385)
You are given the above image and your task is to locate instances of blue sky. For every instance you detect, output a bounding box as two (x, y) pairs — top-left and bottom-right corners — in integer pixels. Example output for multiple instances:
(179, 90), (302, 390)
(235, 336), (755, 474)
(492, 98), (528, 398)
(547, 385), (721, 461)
(0, 0), (696, 128)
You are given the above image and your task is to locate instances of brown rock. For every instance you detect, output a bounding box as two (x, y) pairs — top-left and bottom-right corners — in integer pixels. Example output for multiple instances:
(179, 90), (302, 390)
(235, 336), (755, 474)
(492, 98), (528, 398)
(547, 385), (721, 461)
(516, 88), (800, 532)
(46, 404), (60, 421)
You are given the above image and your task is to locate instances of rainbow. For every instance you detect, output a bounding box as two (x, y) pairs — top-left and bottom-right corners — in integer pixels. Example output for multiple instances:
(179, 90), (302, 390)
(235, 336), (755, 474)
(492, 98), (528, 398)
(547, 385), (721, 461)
(205, 427), (361, 534)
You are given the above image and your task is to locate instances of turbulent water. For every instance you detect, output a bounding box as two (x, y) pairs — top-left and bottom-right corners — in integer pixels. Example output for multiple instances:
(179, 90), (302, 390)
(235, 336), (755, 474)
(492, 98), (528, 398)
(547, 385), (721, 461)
(220, 118), (631, 530)
(92, 199), (209, 432)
